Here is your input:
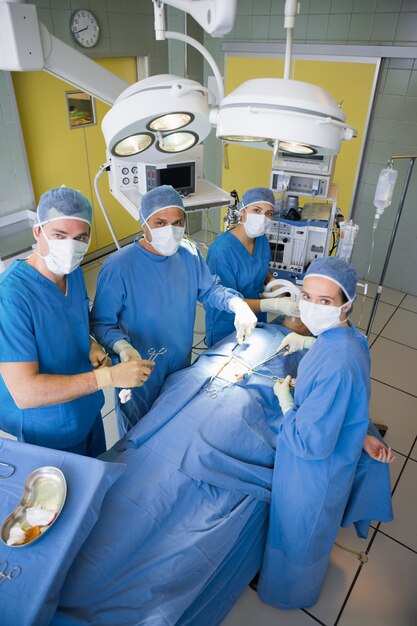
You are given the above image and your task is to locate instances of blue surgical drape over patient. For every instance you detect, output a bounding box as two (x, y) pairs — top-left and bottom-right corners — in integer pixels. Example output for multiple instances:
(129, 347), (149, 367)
(53, 325), (392, 626)
(90, 238), (239, 433)
(258, 325), (387, 609)
(205, 230), (271, 347)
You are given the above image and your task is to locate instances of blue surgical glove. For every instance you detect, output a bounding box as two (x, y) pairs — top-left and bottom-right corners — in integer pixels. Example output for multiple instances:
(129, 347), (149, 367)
(273, 375), (295, 414)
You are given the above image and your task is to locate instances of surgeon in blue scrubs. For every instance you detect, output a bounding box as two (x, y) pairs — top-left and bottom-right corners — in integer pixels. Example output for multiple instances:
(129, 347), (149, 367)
(205, 187), (299, 347)
(91, 184), (257, 435)
(258, 257), (394, 609)
(0, 188), (151, 455)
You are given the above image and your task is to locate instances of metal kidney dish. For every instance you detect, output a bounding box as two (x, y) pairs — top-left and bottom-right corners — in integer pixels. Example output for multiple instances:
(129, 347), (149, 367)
(1, 467), (67, 547)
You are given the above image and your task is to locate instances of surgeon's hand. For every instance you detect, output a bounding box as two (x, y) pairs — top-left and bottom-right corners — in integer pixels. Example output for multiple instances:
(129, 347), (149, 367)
(277, 332), (316, 355)
(363, 435), (396, 463)
(113, 339), (142, 362)
(89, 339), (111, 369)
(229, 297), (258, 344)
(273, 375), (295, 414)
(260, 297), (300, 316)
(93, 360), (154, 390)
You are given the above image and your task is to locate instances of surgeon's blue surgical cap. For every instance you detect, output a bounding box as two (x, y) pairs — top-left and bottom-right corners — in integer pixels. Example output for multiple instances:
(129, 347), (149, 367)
(140, 185), (185, 223)
(37, 187), (92, 225)
(305, 256), (357, 302)
(241, 187), (275, 210)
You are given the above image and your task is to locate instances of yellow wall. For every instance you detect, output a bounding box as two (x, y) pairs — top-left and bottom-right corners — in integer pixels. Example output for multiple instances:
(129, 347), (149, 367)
(222, 56), (378, 216)
(12, 58), (138, 254)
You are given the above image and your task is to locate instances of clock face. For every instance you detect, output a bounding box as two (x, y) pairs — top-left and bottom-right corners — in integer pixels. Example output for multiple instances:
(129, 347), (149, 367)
(70, 9), (99, 48)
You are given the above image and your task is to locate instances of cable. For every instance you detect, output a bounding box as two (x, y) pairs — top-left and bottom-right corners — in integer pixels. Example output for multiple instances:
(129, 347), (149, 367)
(94, 162), (121, 250)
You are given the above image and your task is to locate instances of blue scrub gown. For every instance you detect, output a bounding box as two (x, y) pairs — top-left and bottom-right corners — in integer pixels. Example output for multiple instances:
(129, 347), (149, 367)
(258, 324), (374, 609)
(0, 260), (105, 453)
(90, 238), (239, 434)
(205, 229), (271, 347)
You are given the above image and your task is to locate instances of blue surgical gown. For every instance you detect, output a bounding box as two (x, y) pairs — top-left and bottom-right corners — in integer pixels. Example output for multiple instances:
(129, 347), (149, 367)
(0, 260), (104, 450)
(258, 324), (374, 609)
(90, 238), (239, 433)
(205, 230), (271, 347)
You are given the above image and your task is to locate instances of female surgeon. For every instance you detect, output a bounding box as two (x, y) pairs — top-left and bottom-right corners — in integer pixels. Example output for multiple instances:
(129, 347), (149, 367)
(204, 187), (299, 347)
(258, 256), (394, 610)
(91, 185), (257, 435)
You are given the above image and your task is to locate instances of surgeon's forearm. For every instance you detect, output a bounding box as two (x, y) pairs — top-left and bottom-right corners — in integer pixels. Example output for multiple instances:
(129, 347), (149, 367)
(0, 363), (99, 409)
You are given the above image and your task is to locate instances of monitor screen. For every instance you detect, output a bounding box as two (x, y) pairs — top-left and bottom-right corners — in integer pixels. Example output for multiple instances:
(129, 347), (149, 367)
(160, 164), (192, 188)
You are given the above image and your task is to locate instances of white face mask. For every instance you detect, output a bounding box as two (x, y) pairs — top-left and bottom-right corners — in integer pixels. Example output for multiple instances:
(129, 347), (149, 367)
(35, 224), (89, 275)
(242, 212), (271, 238)
(146, 224), (184, 256)
(299, 299), (350, 336)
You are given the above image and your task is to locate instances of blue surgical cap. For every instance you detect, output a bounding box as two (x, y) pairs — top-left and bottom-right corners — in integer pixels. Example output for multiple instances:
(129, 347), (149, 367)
(241, 187), (275, 210)
(305, 257), (357, 302)
(140, 185), (185, 223)
(37, 187), (92, 225)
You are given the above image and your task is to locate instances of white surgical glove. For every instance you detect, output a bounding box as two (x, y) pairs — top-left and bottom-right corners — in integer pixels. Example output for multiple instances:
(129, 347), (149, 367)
(229, 297), (258, 345)
(273, 375), (295, 414)
(113, 339), (142, 362)
(260, 297), (300, 316)
(277, 332), (316, 355)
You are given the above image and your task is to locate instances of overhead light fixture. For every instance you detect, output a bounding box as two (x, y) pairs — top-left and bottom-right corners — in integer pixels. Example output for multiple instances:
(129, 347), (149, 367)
(279, 141), (316, 155)
(101, 75), (211, 162)
(148, 112), (193, 132)
(156, 131), (198, 153)
(211, 77), (356, 156)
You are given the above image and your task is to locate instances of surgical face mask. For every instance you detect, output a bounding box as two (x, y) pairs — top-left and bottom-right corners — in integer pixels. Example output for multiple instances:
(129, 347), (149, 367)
(299, 298), (350, 336)
(242, 212), (271, 238)
(146, 224), (184, 256)
(36, 224), (89, 275)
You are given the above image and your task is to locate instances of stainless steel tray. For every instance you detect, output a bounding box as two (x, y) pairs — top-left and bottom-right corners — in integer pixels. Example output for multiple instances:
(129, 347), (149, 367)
(0, 466), (67, 548)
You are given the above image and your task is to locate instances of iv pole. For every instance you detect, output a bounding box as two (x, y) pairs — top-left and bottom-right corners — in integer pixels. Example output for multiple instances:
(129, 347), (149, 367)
(366, 155), (416, 336)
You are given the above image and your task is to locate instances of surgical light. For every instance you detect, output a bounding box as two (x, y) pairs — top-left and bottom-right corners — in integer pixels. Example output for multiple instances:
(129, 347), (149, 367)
(279, 141), (316, 156)
(211, 78), (355, 156)
(102, 75), (211, 162)
(157, 131), (198, 153)
(148, 113), (193, 132)
(113, 133), (154, 157)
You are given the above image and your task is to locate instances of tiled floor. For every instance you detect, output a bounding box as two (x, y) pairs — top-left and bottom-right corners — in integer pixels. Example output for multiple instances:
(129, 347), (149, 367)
(2, 249), (416, 625)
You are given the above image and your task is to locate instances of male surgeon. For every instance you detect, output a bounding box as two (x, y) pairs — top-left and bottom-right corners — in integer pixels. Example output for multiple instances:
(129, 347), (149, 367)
(91, 184), (257, 435)
(0, 187), (152, 455)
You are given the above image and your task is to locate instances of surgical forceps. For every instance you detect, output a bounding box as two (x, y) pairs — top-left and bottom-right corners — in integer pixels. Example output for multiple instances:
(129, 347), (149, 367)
(251, 344), (290, 372)
(0, 561), (21, 587)
(0, 462), (15, 479)
(148, 347), (167, 361)
(119, 347), (168, 404)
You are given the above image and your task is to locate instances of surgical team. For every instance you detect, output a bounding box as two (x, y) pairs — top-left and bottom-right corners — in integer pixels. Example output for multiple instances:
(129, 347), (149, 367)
(0, 184), (394, 611)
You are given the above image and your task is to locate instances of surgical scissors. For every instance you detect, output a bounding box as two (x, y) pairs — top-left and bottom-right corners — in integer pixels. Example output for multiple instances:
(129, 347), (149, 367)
(148, 347), (167, 361)
(202, 384), (219, 399)
(0, 560), (21, 587)
(0, 462), (15, 479)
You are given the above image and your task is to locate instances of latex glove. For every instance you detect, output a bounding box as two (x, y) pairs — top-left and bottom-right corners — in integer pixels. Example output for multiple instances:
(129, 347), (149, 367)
(93, 360), (154, 390)
(89, 339), (111, 369)
(113, 339), (142, 362)
(363, 435), (396, 463)
(260, 297), (300, 316)
(229, 297), (258, 344)
(273, 375), (295, 414)
(277, 332), (316, 355)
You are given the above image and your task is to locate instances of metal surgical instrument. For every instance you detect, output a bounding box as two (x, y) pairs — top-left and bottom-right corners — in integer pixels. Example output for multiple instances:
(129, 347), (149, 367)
(0, 561), (21, 587)
(0, 462), (15, 479)
(148, 347), (168, 361)
(251, 344), (290, 372)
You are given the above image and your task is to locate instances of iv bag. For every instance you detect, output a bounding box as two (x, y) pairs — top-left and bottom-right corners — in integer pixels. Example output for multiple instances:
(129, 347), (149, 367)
(373, 167), (398, 213)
